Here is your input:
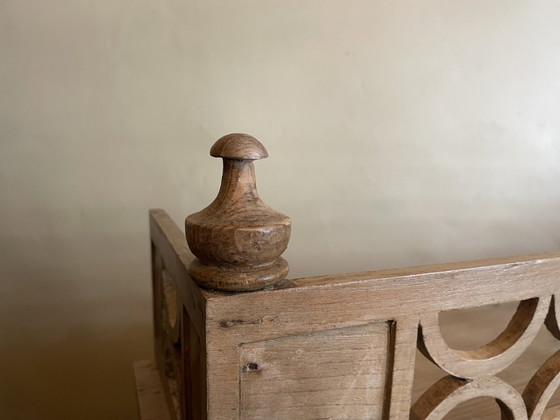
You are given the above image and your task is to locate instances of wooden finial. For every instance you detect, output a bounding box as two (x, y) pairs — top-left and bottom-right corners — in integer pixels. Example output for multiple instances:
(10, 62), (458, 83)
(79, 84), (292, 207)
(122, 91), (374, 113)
(185, 134), (291, 291)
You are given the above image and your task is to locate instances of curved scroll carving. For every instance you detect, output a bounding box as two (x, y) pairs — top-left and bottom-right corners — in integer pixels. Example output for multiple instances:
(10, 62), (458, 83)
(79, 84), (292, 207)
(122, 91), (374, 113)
(523, 349), (560, 420)
(418, 297), (550, 378)
(410, 376), (527, 420)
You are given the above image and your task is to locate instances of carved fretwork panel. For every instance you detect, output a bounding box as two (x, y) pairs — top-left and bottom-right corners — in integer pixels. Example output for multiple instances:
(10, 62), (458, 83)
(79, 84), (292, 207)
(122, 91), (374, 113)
(411, 296), (560, 419)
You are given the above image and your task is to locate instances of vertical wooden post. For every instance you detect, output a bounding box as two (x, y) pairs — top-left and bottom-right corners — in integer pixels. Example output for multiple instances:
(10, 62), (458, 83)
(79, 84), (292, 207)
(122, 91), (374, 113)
(185, 133), (291, 291)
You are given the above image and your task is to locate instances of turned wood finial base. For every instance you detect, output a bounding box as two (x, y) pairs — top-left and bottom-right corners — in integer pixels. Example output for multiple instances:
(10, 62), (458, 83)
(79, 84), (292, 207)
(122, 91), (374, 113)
(187, 257), (289, 292)
(185, 134), (291, 292)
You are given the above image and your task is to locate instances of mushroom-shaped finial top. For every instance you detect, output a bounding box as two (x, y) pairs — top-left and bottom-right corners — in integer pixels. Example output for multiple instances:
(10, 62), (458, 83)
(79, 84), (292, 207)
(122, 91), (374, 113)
(210, 133), (268, 160)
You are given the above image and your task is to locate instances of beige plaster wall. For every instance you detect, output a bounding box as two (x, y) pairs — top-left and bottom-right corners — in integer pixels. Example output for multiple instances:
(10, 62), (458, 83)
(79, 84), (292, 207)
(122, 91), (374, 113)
(1, 1), (560, 418)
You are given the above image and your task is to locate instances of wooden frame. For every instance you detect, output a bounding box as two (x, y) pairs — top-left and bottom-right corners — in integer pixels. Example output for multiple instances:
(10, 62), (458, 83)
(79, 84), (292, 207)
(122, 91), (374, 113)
(150, 208), (560, 419)
(144, 134), (560, 420)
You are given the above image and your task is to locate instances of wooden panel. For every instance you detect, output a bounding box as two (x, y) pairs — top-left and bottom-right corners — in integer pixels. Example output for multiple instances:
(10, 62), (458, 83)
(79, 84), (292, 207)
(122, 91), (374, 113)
(206, 252), (560, 346)
(239, 323), (390, 419)
(150, 209), (560, 420)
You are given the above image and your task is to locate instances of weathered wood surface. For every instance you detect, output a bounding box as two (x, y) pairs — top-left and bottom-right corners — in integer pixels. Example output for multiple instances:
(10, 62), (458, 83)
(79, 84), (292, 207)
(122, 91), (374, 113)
(240, 322), (390, 419)
(413, 303), (560, 419)
(137, 309), (560, 419)
(150, 208), (560, 419)
(185, 134), (291, 291)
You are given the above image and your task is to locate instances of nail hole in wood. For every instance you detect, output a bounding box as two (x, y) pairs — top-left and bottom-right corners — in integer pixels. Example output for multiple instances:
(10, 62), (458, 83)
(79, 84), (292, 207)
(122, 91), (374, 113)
(244, 362), (259, 372)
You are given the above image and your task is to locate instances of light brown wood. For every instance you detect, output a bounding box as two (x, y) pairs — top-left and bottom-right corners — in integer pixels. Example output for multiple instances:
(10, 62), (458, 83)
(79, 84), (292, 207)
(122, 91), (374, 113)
(418, 297), (550, 378)
(138, 310), (560, 419)
(240, 322), (390, 419)
(523, 349), (560, 419)
(412, 303), (560, 419)
(148, 136), (560, 419)
(542, 406), (560, 420)
(150, 208), (560, 419)
(185, 134), (291, 291)
(410, 375), (527, 420)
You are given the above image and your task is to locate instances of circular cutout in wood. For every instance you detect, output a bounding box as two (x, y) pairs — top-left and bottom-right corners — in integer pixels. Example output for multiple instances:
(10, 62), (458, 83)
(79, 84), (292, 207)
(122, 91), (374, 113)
(418, 296), (551, 378)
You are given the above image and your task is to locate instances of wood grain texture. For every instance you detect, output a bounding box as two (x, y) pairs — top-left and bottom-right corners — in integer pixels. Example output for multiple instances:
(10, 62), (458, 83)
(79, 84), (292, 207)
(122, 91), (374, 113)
(139, 316), (560, 420)
(412, 304), (560, 420)
(418, 297), (550, 378)
(542, 406), (560, 420)
(240, 323), (390, 419)
(185, 134), (291, 291)
(386, 318), (419, 419)
(410, 375), (527, 420)
(209, 133), (268, 160)
(149, 209), (560, 420)
(523, 349), (560, 419)
(205, 253), (560, 346)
